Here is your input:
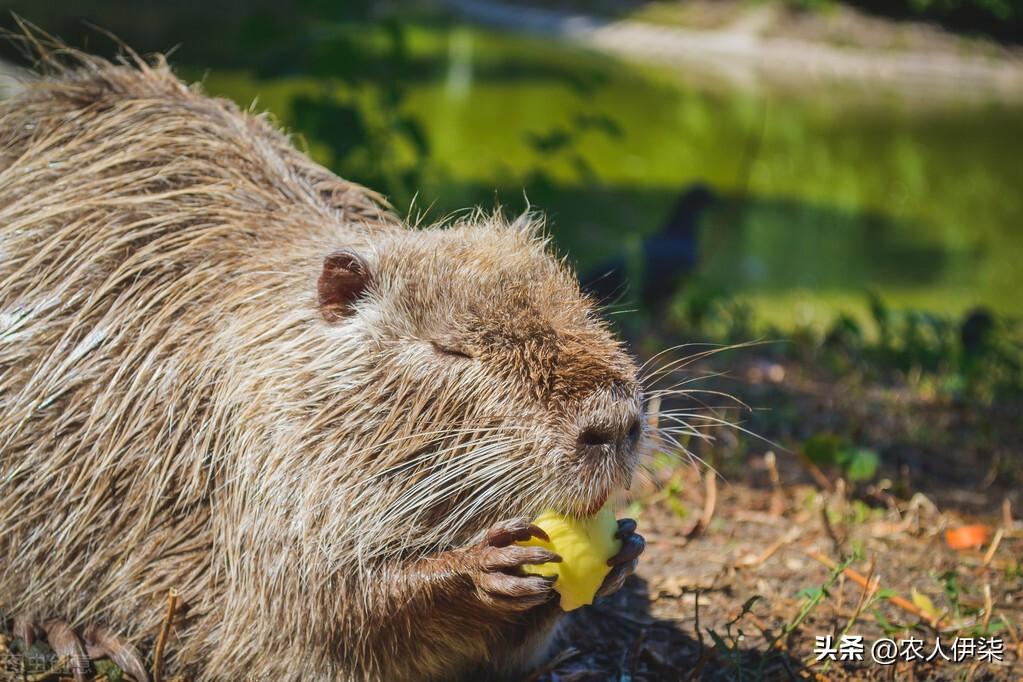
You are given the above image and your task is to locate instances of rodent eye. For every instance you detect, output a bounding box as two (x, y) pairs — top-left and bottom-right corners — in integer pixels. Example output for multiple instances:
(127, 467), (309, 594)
(431, 340), (473, 360)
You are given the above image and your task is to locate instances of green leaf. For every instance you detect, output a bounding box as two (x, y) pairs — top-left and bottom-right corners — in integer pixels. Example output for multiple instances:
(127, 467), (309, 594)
(872, 608), (900, 635)
(706, 628), (732, 652)
(804, 433), (842, 466)
(796, 586), (824, 601)
(94, 660), (125, 682)
(842, 448), (880, 482)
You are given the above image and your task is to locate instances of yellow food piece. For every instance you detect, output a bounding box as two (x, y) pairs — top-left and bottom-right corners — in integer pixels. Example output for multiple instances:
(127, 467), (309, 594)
(518, 505), (622, 611)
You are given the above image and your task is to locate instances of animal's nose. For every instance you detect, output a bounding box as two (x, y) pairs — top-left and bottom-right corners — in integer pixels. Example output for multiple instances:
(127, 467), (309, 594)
(576, 412), (642, 455)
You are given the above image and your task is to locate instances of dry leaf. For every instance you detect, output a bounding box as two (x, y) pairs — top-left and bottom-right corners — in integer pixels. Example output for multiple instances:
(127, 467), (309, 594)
(910, 588), (941, 621)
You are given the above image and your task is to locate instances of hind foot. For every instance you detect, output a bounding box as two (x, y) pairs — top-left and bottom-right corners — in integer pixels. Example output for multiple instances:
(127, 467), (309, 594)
(8, 614), (149, 682)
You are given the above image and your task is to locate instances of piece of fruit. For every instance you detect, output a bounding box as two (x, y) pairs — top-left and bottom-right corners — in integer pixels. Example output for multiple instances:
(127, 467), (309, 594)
(518, 505), (622, 611)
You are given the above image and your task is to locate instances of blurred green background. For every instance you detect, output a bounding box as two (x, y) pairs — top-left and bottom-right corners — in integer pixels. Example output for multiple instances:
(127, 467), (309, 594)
(1, 0), (1021, 399)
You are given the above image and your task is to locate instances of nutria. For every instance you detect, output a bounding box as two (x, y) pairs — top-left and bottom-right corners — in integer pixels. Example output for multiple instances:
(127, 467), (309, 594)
(0, 45), (647, 681)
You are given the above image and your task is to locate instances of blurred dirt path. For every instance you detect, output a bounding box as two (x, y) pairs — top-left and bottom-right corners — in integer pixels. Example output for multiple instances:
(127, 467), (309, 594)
(445, 0), (1023, 101)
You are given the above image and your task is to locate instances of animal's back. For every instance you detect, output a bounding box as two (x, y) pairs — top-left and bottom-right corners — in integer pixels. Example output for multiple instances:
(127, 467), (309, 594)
(0, 55), (393, 658)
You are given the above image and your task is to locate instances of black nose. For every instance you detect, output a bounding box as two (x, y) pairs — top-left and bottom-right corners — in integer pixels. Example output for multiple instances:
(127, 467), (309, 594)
(577, 414), (642, 455)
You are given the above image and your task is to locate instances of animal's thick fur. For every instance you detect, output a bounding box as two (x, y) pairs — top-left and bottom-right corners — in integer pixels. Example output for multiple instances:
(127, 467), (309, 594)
(0, 52), (643, 680)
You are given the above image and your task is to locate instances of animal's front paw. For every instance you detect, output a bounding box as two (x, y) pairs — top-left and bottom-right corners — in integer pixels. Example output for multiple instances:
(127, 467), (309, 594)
(596, 518), (645, 598)
(463, 518), (561, 611)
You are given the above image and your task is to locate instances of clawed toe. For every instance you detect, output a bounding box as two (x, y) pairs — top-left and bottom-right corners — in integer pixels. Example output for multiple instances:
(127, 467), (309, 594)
(485, 518), (550, 547)
(13, 613), (41, 649)
(479, 544), (561, 572)
(85, 624), (150, 682)
(8, 615), (150, 682)
(464, 519), (564, 612)
(596, 559), (637, 598)
(614, 518), (637, 539)
(606, 530), (645, 567)
(43, 619), (90, 682)
(596, 519), (645, 599)
(477, 572), (556, 610)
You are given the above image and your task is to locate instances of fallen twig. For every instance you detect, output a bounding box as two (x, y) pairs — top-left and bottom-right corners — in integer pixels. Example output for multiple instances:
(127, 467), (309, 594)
(642, 531), (690, 548)
(734, 527), (801, 569)
(693, 589), (704, 653)
(796, 451), (833, 492)
(981, 528), (1005, 569)
(844, 557), (877, 634)
(764, 450), (785, 517)
(681, 646), (713, 682)
(981, 584), (993, 634)
(998, 610), (1019, 645)
(152, 590), (179, 682)
(686, 468), (717, 538)
(804, 551), (945, 629)
(820, 505), (844, 558)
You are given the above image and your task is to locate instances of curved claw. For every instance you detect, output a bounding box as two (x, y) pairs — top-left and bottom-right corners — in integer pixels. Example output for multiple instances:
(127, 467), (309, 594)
(607, 531), (645, 567)
(13, 613), (41, 648)
(42, 619), (89, 682)
(597, 559), (638, 598)
(466, 518), (564, 612)
(12, 616), (149, 682)
(479, 544), (561, 572)
(84, 624), (150, 682)
(597, 519), (646, 599)
(486, 518), (550, 547)
(477, 572), (557, 610)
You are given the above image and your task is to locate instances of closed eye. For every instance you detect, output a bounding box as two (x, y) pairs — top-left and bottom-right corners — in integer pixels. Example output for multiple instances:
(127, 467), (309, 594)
(431, 340), (474, 360)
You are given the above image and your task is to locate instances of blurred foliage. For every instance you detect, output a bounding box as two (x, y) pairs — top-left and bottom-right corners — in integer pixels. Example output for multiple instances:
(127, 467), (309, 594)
(671, 287), (1023, 404)
(3, 2), (1022, 329)
(235, 1), (434, 207)
(788, 0), (1023, 42)
(0, 0), (435, 207)
(803, 432), (881, 481)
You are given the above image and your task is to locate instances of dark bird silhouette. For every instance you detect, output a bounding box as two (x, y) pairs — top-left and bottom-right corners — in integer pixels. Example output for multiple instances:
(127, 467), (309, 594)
(960, 307), (995, 355)
(582, 183), (716, 312)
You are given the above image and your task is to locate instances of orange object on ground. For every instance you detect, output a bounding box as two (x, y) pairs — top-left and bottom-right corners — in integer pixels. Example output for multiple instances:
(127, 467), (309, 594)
(944, 524), (991, 550)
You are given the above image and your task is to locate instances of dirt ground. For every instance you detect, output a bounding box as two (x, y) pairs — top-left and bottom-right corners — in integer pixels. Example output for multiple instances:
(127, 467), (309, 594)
(539, 350), (1023, 680)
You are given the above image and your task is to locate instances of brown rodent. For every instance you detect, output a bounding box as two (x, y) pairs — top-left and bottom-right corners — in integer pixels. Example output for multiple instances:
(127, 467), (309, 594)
(0, 48), (646, 681)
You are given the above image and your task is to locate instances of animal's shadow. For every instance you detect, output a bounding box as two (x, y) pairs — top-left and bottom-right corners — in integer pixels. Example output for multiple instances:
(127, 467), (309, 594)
(536, 576), (808, 681)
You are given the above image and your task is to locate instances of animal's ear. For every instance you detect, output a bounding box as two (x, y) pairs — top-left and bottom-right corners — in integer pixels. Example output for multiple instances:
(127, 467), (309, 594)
(318, 250), (371, 323)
